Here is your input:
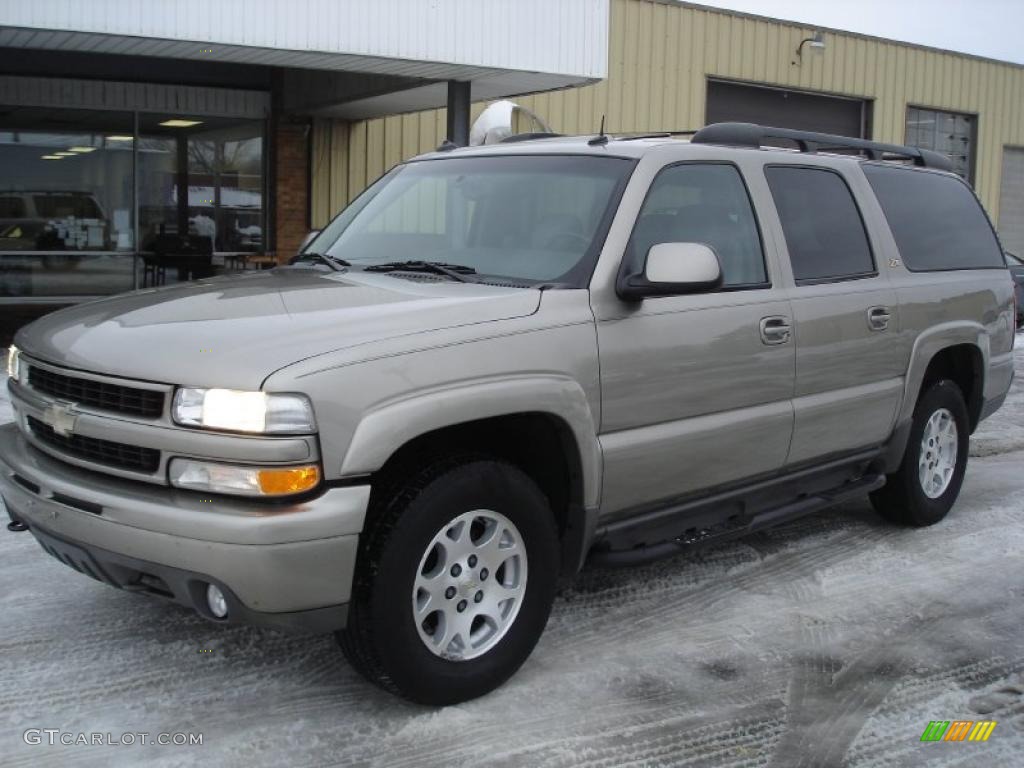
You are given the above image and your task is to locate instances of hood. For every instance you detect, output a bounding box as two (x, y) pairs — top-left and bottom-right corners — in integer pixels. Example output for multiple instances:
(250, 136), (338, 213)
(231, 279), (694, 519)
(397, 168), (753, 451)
(16, 269), (541, 390)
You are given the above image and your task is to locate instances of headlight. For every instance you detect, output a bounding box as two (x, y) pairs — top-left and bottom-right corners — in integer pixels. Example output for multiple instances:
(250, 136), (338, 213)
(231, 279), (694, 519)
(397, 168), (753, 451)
(6, 345), (20, 381)
(172, 388), (316, 434)
(169, 458), (321, 497)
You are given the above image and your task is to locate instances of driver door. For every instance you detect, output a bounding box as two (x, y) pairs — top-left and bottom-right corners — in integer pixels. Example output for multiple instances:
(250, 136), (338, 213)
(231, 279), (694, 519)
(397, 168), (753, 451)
(593, 160), (795, 521)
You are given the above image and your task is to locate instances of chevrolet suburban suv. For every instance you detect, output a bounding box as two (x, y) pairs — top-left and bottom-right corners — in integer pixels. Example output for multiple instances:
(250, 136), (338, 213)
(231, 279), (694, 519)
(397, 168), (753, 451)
(1, 123), (1016, 705)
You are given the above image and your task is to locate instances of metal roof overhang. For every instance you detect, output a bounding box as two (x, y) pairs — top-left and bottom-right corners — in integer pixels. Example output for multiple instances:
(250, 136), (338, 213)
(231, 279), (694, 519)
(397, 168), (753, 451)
(0, 0), (608, 119)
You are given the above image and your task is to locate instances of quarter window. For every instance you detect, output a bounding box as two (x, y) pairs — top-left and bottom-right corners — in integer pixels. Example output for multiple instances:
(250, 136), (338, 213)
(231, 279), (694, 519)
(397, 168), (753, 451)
(863, 164), (1004, 271)
(765, 167), (875, 283)
(626, 163), (767, 288)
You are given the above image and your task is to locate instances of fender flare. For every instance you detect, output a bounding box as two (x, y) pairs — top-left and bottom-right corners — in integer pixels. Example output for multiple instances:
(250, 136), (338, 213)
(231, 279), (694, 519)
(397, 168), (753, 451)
(897, 321), (988, 427)
(882, 322), (988, 472)
(339, 375), (602, 511)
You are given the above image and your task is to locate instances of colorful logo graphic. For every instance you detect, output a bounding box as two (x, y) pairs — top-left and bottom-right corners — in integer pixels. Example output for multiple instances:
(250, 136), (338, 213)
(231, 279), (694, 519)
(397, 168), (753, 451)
(920, 720), (997, 742)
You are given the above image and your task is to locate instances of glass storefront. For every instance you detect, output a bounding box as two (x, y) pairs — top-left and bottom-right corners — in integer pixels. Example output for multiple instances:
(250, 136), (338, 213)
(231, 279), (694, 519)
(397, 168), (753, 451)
(0, 107), (136, 298)
(0, 106), (266, 304)
(137, 113), (265, 287)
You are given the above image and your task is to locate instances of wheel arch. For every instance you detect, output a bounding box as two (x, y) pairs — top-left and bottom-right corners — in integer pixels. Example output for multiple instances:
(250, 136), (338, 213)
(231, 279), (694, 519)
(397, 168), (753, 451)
(883, 325), (987, 472)
(901, 326), (987, 431)
(340, 377), (602, 576)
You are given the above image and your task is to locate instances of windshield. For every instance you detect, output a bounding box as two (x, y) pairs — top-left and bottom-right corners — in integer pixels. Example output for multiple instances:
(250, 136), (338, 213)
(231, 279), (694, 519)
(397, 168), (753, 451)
(304, 155), (634, 286)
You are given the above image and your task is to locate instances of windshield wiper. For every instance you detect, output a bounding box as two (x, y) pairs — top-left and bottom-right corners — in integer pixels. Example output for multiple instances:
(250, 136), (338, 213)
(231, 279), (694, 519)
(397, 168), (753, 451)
(294, 252), (350, 272)
(363, 260), (478, 283)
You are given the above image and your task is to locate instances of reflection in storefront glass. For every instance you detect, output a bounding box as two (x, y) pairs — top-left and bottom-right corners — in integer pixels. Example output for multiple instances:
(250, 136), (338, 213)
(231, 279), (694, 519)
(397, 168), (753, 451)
(0, 108), (136, 297)
(137, 114), (265, 287)
(0, 107), (266, 298)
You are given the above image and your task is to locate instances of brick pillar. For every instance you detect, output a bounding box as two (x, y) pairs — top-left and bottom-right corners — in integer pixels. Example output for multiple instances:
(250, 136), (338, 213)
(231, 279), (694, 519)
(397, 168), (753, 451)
(274, 122), (310, 263)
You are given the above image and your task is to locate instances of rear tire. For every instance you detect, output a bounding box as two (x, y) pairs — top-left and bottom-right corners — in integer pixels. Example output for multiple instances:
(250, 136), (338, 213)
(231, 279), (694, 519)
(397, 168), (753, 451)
(870, 379), (969, 526)
(338, 457), (559, 705)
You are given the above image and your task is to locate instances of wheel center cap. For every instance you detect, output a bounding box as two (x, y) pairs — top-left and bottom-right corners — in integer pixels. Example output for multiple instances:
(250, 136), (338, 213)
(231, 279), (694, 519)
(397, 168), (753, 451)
(458, 576), (478, 596)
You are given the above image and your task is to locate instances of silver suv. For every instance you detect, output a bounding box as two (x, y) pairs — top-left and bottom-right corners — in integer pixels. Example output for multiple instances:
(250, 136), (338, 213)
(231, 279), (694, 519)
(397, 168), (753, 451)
(1, 123), (1016, 705)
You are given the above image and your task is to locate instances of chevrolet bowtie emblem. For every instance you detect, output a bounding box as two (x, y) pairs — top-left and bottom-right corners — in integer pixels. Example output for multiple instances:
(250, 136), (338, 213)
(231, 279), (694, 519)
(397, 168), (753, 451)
(42, 401), (78, 437)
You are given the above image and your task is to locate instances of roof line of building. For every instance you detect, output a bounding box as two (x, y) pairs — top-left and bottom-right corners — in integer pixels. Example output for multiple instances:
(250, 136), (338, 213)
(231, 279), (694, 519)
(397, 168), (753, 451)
(653, 0), (1024, 71)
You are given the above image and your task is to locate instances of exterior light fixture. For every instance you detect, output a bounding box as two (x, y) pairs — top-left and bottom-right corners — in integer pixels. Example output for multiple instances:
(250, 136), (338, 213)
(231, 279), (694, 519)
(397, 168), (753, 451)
(159, 119), (203, 128)
(68, 146), (97, 153)
(794, 31), (826, 64)
(106, 135), (134, 141)
(40, 155), (63, 160)
(54, 151), (76, 157)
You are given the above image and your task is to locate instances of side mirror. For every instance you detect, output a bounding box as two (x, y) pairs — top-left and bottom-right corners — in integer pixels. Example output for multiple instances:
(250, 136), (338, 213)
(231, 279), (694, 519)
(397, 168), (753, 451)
(297, 229), (320, 254)
(617, 242), (724, 301)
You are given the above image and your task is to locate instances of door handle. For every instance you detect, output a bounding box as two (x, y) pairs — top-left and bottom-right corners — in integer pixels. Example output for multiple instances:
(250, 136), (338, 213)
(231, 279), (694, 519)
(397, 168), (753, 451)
(868, 306), (891, 331)
(760, 316), (791, 345)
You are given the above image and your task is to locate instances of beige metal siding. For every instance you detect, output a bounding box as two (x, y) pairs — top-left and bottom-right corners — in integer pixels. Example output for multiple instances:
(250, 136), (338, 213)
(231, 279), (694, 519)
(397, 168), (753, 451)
(312, 0), (1024, 227)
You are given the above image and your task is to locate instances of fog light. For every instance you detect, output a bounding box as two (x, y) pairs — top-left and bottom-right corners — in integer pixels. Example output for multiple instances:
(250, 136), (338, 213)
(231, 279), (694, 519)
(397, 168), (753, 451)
(206, 583), (228, 619)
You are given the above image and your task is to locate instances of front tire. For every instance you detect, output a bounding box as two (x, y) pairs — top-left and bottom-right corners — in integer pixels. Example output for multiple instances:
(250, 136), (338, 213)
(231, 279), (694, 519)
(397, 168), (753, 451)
(338, 457), (559, 705)
(870, 379), (970, 526)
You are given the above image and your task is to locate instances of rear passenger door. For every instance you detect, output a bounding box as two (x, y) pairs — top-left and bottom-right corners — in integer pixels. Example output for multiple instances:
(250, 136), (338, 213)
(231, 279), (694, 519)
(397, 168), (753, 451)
(764, 164), (904, 465)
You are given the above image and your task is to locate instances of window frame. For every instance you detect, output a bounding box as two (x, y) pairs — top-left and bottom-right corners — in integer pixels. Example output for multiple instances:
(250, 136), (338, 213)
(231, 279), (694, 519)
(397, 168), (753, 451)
(622, 160), (772, 293)
(764, 163), (879, 287)
(861, 161), (1007, 274)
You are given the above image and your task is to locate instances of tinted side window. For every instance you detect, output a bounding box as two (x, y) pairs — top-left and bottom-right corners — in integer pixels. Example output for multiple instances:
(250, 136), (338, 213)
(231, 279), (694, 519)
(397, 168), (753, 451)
(863, 164), (1004, 271)
(626, 163), (767, 287)
(765, 166), (875, 283)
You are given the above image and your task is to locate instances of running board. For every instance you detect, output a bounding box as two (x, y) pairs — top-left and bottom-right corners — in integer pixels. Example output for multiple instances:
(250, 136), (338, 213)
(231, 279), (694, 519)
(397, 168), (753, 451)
(588, 474), (885, 568)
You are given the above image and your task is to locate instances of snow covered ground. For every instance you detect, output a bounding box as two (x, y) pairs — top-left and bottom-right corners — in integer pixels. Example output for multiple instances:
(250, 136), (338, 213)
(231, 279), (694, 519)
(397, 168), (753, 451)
(1, 340), (1022, 767)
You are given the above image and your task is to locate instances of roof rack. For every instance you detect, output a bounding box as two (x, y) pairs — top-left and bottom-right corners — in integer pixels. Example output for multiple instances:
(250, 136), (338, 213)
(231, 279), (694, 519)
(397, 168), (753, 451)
(691, 122), (953, 171)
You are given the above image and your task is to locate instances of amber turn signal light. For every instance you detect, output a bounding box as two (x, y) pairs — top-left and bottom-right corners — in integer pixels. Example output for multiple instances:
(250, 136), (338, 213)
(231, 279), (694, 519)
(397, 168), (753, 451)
(257, 465), (320, 495)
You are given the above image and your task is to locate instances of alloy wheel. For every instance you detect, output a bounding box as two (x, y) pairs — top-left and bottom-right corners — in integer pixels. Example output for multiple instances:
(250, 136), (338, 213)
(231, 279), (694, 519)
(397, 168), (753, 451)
(412, 509), (527, 660)
(919, 407), (958, 499)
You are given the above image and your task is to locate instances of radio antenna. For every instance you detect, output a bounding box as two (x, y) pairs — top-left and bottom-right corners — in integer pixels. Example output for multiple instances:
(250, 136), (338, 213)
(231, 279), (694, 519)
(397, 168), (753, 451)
(588, 115), (609, 146)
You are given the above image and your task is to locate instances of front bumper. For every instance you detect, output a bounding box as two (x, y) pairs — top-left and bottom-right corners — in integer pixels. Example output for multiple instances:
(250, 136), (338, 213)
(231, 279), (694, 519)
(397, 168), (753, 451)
(0, 423), (370, 633)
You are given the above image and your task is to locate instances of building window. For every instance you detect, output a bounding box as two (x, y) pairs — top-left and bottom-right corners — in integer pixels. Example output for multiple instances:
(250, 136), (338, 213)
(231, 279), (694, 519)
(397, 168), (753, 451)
(0, 106), (136, 298)
(138, 114), (265, 282)
(906, 106), (975, 181)
(0, 106), (266, 299)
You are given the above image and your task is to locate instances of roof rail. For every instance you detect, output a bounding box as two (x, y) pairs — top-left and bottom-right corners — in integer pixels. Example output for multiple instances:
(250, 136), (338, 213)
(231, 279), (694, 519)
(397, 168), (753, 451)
(498, 132), (563, 143)
(691, 122), (953, 171)
(615, 130), (699, 142)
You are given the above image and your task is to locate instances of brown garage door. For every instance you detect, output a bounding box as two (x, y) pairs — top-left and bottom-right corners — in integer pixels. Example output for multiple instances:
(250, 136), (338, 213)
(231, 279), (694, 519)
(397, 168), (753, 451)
(706, 80), (867, 139)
